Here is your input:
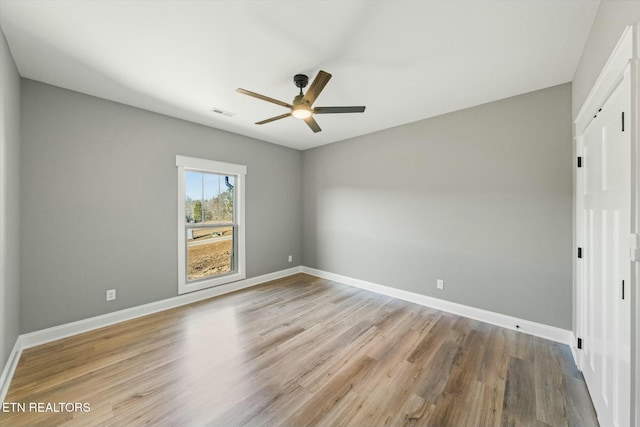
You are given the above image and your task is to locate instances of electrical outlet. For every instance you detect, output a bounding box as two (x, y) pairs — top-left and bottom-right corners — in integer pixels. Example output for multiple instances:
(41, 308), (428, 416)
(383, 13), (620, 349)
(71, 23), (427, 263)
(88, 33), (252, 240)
(288, 255), (293, 263)
(106, 289), (116, 301)
(436, 279), (444, 290)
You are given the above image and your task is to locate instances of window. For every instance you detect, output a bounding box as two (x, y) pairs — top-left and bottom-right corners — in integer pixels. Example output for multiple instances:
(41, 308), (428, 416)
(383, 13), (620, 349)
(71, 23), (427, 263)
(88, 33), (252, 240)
(176, 155), (246, 294)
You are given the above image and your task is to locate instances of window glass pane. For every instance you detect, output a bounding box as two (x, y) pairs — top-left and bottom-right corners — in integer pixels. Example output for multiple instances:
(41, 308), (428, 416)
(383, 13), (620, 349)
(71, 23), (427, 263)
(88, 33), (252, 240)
(187, 226), (234, 281)
(185, 171), (203, 224)
(219, 175), (234, 223)
(185, 171), (235, 225)
(203, 173), (218, 223)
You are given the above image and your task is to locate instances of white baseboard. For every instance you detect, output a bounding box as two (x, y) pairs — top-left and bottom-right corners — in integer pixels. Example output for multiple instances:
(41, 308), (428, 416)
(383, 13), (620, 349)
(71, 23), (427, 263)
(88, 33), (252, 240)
(0, 337), (23, 403)
(301, 266), (573, 345)
(569, 332), (580, 369)
(20, 266), (302, 350)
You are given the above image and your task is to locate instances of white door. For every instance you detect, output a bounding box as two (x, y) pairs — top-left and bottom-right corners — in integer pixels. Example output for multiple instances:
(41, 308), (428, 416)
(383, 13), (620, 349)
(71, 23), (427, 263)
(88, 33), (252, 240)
(580, 68), (631, 427)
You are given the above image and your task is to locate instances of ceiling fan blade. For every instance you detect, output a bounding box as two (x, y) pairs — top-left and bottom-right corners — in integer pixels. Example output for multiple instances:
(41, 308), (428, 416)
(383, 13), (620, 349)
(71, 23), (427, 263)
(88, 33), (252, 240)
(301, 70), (332, 106)
(255, 112), (291, 125)
(313, 106), (366, 114)
(303, 116), (322, 133)
(236, 88), (292, 109)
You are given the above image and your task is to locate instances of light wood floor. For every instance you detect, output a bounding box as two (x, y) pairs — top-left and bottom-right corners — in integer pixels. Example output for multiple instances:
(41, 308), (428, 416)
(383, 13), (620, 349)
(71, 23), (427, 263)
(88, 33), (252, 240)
(1, 274), (598, 426)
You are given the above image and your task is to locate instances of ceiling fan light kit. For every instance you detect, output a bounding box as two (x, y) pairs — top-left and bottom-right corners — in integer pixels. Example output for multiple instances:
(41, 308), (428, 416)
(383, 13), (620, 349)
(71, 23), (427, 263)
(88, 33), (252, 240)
(236, 70), (366, 133)
(291, 105), (312, 119)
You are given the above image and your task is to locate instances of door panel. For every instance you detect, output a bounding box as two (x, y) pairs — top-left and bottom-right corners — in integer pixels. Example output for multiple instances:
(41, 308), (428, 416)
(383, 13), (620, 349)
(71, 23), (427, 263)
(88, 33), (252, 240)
(581, 69), (631, 427)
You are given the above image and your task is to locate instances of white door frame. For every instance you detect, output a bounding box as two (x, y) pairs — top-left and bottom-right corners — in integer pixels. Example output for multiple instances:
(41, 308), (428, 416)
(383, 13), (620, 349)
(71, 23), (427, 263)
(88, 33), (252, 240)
(574, 23), (639, 426)
(632, 24), (640, 427)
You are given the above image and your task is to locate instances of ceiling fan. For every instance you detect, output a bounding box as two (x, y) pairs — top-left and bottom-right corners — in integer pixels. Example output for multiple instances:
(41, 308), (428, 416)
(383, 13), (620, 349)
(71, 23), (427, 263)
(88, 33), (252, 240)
(236, 70), (365, 133)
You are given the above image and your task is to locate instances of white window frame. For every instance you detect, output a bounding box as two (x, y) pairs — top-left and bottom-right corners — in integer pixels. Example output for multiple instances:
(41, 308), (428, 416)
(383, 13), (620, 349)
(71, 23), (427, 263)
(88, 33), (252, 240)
(176, 155), (246, 294)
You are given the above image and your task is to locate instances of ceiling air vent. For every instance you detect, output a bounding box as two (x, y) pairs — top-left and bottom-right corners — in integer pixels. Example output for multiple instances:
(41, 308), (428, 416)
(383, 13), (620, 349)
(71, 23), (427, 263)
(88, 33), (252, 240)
(210, 107), (235, 118)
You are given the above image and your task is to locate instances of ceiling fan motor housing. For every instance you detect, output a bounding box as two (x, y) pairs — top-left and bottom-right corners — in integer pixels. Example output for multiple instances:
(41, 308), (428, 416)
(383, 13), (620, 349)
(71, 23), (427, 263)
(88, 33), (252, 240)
(294, 74), (309, 89)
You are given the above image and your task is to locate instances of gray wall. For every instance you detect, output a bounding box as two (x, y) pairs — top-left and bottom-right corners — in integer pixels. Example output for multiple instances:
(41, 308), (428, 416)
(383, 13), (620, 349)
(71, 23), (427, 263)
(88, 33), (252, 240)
(20, 80), (302, 333)
(572, 0), (640, 117)
(0, 30), (21, 368)
(303, 83), (573, 329)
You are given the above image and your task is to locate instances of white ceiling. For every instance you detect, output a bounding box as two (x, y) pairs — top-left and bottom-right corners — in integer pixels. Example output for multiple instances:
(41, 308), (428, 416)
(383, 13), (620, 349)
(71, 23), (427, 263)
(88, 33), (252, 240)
(0, 0), (599, 150)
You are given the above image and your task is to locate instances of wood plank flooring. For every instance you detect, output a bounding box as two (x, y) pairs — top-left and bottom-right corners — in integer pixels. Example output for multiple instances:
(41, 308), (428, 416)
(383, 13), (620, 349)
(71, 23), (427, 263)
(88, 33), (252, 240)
(1, 274), (598, 426)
